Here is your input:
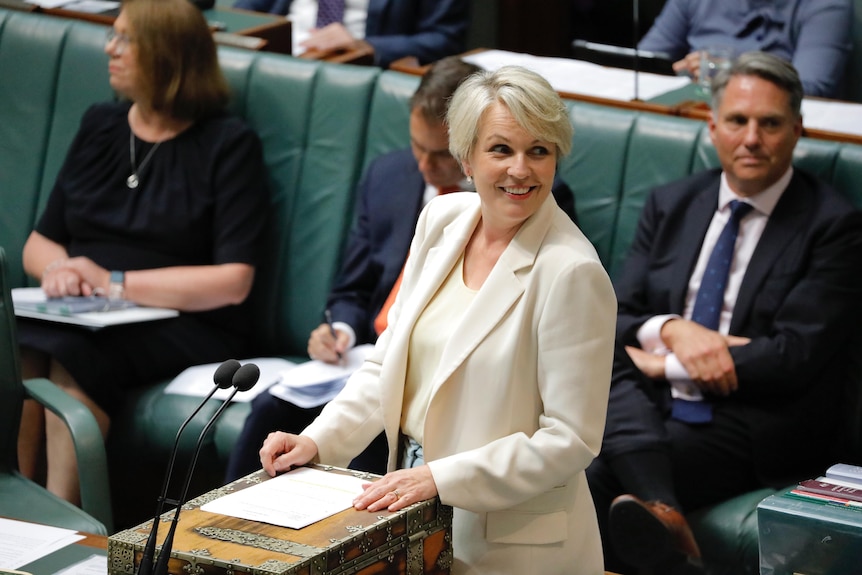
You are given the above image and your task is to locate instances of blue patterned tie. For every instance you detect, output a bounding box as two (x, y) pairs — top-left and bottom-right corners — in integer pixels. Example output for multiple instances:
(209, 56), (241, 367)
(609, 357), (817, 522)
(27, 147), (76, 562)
(672, 200), (753, 423)
(316, 0), (345, 27)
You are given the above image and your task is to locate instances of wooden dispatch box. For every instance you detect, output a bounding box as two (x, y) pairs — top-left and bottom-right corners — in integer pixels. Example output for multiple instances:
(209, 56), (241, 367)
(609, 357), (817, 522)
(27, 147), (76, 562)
(108, 465), (453, 575)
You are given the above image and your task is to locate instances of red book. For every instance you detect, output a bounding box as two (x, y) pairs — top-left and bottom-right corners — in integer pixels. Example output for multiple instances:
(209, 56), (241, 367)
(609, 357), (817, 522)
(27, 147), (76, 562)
(797, 479), (862, 503)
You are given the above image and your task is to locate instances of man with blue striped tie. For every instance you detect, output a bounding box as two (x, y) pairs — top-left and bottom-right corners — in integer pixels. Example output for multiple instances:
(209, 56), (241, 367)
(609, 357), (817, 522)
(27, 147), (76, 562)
(587, 51), (862, 575)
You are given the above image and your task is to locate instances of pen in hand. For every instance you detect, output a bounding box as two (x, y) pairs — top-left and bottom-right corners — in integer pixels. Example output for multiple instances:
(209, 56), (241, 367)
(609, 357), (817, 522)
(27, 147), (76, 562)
(324, 309), (343, 362)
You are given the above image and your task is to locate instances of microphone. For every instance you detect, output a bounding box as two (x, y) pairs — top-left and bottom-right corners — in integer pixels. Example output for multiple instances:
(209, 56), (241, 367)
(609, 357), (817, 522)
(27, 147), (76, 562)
(152, 363), (261, 575)
(136, 359), (241, 575)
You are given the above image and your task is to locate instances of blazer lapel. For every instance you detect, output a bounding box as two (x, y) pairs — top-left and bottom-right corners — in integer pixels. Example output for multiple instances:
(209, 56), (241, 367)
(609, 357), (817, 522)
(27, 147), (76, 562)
(378, 198), (479, 433)
(731, 174), (810, 332)
(429, 197), (556, 393)
(669, 184), (719, 313)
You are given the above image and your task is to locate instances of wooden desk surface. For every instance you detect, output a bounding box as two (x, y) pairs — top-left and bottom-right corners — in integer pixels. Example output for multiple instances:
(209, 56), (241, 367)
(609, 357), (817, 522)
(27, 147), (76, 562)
(78, 530), (108, 549)
(389, 50), (862, 146)
(36, 6), (291, 54)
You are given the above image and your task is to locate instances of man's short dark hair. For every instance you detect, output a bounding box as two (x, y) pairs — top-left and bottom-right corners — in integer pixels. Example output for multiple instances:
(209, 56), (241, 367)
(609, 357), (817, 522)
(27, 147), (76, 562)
(410, 56), (482, 123)
(711, 51), (803, 118)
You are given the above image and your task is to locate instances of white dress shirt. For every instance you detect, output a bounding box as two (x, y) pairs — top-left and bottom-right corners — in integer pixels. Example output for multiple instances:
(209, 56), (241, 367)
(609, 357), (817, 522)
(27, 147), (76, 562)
(637, 167), (793, 399)
(289, 0), (369, 56)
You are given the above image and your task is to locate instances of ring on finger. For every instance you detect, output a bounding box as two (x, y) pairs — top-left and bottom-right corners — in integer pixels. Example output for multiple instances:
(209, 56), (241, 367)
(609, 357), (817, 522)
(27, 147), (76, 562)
(391, 489), (400, 500)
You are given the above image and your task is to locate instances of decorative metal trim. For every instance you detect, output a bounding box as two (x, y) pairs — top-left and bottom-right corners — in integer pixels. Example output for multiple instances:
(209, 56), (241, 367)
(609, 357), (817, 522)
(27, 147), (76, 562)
(109, 530), (148, 545)
(186, 485), (238, 508)
(257, 559), (295, 572)
(189, 548), (212, 556)
(107, 542), (135, 575)
(195, 526), (323, 559)
(182, 563), (205, 575)
(406, 532), (424, 575)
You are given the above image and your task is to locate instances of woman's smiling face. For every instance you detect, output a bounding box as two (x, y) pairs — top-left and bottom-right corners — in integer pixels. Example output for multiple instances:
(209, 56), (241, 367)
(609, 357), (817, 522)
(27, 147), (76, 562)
(461, 102), (557, 230)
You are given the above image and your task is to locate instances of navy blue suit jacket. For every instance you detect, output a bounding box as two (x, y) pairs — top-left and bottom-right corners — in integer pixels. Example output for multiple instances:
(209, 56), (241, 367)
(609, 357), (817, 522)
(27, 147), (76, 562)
(231, 0), (469, 67)
(607, 167), (862, 486)
(327, 148), (578, 347)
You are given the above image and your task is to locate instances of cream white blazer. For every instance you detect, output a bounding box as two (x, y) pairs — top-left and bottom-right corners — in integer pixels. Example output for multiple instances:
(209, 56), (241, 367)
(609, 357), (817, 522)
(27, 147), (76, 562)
(303, 192), (616, 574)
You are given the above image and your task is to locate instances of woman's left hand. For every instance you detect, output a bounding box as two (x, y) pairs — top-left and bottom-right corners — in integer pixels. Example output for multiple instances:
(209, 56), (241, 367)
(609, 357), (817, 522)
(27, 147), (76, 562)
(353, 465), (438, 513)
(40, 256), (106, 297)
(61, 257), (110, 295)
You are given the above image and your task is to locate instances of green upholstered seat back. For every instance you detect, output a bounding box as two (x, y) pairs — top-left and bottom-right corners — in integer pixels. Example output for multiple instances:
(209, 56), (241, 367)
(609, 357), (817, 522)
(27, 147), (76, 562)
(0, 14), (75, 286)
(561, 103), (707, 278)
(36, 21), (114, 219)
(238, 57), (381, 356)
(361, 69), (418, 172)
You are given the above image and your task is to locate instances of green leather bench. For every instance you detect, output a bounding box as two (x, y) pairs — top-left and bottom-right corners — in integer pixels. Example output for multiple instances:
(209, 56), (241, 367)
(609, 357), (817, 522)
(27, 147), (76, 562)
(1, 9), (860, 574)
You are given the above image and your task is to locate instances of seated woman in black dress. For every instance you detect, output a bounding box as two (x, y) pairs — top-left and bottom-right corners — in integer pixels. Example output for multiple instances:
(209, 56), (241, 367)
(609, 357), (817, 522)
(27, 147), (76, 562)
(17, 0), (269, 506)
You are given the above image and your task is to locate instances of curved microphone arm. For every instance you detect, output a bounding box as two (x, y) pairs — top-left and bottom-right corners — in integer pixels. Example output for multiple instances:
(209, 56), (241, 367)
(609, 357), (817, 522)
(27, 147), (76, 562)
(151, 363), (260, 575)
(136, 359), (240, 575)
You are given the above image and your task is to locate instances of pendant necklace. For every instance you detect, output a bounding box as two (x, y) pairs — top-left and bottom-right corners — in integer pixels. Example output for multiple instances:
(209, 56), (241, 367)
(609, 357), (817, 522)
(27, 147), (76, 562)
(126, 131), (162, 189)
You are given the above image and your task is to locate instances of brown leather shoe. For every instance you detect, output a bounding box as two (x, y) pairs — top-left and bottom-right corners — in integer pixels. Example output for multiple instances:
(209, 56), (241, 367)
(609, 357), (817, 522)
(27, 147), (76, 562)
(609, 494), (703, 572)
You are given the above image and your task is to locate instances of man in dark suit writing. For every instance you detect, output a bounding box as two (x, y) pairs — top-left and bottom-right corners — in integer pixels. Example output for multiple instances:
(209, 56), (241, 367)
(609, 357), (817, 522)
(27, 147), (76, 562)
(587, 51), (862, 574)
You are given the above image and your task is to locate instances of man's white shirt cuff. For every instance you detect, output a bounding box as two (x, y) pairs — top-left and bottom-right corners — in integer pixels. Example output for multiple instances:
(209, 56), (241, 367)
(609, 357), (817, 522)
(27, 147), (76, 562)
(331, 321), (356, 350)
(636, 314), (703, 401)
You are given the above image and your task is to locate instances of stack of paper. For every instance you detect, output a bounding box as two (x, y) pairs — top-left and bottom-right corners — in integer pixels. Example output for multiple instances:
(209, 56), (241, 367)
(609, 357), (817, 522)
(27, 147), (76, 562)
(0, 518), (84, 570)
(164, 357), (293, 402)
(268, 344), (374, 408)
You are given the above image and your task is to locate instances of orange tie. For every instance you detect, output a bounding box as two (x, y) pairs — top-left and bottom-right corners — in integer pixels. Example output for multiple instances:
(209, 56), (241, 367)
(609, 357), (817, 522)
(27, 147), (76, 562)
(372, 186), (456, 335)
(374, 265), (404, 336)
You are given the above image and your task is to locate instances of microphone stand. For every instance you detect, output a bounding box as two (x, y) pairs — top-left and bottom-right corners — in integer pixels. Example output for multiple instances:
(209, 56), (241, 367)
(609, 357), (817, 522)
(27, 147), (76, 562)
(151, 363), (261, 575)
(633, 0), (640, 101)
(136, 359), (240, 575)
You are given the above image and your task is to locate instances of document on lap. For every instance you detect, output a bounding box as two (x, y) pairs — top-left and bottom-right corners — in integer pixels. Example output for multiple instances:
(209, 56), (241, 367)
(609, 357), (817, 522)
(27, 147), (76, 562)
(11, 287), (178, 329)
(164, 357), (291, 402)
(268, 343), (374, 408)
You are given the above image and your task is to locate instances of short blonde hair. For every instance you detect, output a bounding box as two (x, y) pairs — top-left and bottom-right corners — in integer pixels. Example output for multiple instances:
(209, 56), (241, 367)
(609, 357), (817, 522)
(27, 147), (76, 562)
(446, 66), (572, 166)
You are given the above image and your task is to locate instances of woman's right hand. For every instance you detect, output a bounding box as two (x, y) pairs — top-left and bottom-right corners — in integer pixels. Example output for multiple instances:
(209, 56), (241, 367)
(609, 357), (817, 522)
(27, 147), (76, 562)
(307, 323), (349, 363)
(41, 260), (89, 297)
(259, 431), (319, 477)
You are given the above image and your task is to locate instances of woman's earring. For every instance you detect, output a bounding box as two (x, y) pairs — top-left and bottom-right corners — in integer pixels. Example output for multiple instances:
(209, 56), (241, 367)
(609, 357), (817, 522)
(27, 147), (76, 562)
(466, 175), (473, 184)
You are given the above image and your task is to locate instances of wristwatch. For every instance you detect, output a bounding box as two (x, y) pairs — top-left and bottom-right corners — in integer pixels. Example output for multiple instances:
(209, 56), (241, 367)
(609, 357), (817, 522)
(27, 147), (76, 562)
(108, 270), (125, 300)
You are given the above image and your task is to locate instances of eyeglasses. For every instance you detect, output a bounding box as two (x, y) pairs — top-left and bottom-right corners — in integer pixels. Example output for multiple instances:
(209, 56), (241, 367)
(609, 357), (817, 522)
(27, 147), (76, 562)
(105, 28), (134, 55)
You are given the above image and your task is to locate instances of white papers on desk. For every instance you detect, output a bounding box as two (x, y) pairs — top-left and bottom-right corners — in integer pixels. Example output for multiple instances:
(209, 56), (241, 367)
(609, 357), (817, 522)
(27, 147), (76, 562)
(24, 0), (74, 8)
(164, 357), (293, 402)
(61, 0), (120, 13)
(802, 98), (862, 137)
(54, 554), (108, 575)
(463, 49), (690, 102)
(12, 287), (178, 329)
(0, 518), (84, 570)
(200, 467), (369, 529)
(24, 0), (118, 9)
(267, 344), (374, 408)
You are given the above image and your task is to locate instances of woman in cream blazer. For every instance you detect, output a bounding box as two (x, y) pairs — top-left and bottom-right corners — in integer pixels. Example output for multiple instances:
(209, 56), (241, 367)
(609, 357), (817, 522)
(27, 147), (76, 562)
(260, 66), (617, 574)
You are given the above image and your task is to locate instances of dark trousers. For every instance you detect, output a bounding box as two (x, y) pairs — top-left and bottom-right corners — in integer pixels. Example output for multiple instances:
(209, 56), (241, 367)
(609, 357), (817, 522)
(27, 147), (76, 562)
(587, 343), (760, 572)
(225, 391), (389, 482)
